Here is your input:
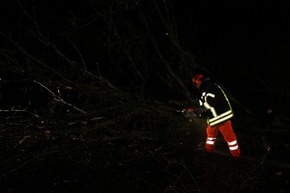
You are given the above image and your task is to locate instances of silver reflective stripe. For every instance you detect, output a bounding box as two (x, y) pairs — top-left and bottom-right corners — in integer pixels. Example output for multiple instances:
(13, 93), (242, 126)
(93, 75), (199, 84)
(206, 137), (216, 145)
(209, 113), (233, 126)
(199, 100), (203, 106)
(203, 102), (211, 109)
(203, 92), (215, 109)
(214, 83), (233, 111)
(228, 140), (237, 146)
(206, 93), (215, 98)
(210, 110), (232, 122)
(206, 141), (215, 145)
(210, 107), (217, 117)
(203, 93), (217, 117)
(229, 145), (239, 150)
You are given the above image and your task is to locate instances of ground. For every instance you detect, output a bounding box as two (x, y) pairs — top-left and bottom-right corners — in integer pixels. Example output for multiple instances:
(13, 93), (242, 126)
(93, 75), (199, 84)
(0, 110), (289, 193)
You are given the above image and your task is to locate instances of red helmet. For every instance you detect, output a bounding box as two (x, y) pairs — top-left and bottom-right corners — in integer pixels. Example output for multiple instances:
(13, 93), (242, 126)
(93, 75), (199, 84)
(192, 74), (204, 87)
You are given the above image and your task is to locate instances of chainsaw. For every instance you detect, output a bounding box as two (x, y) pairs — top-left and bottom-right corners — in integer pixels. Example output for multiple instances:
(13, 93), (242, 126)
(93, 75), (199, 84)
(177, 106), (204, 118)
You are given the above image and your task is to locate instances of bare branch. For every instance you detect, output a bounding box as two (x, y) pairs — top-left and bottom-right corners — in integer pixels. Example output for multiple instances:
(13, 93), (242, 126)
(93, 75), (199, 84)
(0, 109), (39, 117)
(33, 80), (87, 114)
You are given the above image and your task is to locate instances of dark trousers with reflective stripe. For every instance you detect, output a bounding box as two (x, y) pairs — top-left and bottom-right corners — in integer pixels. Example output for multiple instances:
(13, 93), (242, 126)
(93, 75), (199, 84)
(205, 120), (240, 157)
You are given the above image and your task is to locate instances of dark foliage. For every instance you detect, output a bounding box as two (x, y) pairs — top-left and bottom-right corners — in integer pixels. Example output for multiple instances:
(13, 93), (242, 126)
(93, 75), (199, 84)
(1, 1), (290, 192)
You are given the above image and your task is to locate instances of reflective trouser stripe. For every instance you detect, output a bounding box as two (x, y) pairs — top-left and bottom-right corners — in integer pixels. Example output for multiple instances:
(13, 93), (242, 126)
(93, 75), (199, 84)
(229, 145), (239, 150)
(206, 137), (216, 145)
(228, 140), (239, 150)
(228, 140), (237, 146)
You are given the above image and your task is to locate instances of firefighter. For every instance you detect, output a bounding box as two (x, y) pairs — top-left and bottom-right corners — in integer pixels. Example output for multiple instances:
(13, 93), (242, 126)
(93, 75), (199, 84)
(191, 74), (240, 157)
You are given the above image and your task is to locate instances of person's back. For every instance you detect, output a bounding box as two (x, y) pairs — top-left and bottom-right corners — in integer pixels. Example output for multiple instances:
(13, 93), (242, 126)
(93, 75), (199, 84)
(203, 80), (228, 111)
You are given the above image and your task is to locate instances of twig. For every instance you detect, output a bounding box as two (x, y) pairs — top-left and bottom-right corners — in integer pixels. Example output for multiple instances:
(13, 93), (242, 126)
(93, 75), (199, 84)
(33, 80), (87, 114)
(73, 42), (87, 70)
(0, 109), (39, 118)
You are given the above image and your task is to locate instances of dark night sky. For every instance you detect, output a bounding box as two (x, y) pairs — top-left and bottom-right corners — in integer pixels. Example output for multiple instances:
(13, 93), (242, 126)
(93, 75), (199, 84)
(1, 1), (289, 112)
(171, 1), (290, 112)
(1, 1), (288, 77)
(175, 2), (289, 81)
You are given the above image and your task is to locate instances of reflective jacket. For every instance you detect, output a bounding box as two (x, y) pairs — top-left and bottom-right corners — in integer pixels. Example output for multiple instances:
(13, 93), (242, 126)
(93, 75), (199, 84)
(199, 79), (233, 126)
